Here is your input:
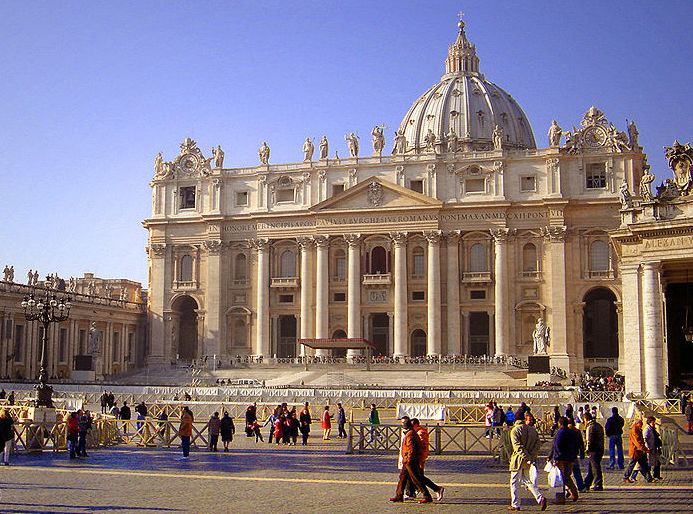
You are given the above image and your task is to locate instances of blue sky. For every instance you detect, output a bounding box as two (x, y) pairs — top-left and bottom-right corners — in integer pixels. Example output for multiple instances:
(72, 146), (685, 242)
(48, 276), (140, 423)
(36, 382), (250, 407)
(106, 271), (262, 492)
(1, 1), (692, 287)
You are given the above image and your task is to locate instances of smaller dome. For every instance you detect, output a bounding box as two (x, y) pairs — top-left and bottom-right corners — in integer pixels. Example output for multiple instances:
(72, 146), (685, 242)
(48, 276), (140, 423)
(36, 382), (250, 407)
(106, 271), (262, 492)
(395, 20), (536, 154)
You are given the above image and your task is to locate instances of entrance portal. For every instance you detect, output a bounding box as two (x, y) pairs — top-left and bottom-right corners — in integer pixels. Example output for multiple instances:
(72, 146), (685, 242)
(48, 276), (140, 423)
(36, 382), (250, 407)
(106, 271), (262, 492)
(277, 315), (297, 358)
(173, 296), (198, 361)
(370, 313), (389, 356)
(582, 288), (618, 371)
(469, 312), (489, 356)
(331, 329), (347, 358)
(411, 329), (426, 357)
(665, 282), (693, 388)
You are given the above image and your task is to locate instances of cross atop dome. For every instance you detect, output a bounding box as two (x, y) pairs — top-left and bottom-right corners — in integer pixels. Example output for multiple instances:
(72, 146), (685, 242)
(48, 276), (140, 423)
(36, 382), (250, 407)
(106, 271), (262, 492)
(445, 14), (479, 76)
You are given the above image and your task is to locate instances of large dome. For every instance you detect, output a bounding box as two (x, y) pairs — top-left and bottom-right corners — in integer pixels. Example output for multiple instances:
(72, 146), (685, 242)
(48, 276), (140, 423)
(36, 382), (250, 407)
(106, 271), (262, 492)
(395, 20), (536, 154)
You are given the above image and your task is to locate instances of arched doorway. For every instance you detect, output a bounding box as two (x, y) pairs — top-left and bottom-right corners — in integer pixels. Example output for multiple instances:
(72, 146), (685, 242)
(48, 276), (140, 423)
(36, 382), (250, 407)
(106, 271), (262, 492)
(411, 329), (426, 357)
(172, 296), (199, 361)
(331, 329), (347, 358)
(277, 315), (297, 358)
(370, 313), (389, 355)
(583, 288), (618, 370)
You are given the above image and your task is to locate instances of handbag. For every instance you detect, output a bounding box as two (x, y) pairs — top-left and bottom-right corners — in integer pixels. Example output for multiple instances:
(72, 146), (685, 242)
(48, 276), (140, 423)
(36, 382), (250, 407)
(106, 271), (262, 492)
(529, 463), (539, 485)
(547, 464), (564, 488)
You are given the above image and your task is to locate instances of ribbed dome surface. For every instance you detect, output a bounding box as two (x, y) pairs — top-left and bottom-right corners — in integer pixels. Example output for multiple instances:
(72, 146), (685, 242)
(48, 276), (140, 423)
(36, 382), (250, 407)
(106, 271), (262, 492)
(395, 20), (536, 154)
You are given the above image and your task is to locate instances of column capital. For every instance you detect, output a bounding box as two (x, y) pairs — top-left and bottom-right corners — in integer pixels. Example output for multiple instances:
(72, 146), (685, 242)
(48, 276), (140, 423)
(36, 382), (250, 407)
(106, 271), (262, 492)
(424, 230), (442, 245)
(149, 243), (167, 257)
(389, 231), (408, 247)
(296, 236), (315, 251)
(314, 235), (329, 248)
(542, 225), (568, 242)
(641, 260), (662, 272)
(490, 227), (515, 243)
(343, 234), (362, 247)
(203, 239), (223, 254)
(250, 238), (270, 251)
(444, 230), (461, 244)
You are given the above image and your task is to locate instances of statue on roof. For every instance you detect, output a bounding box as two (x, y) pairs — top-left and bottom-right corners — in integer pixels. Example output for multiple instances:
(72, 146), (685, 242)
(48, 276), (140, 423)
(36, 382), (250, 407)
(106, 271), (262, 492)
(492, 124), (503, 150)
(319, 136), (329, 160)
(393, 130), (407, 155)
(548, 120), (562, 148)
(627, 120), (639, 148)
(639, 167), (655, 201)
(212, 145), (225, 168)
(371, 126), (385, 157)
(259, 142), (270, 165)
(424, 129), (437, 152)
(619, 178), (633, 208)
(303, 137), (314, 162)
(346, 132), (359, 158)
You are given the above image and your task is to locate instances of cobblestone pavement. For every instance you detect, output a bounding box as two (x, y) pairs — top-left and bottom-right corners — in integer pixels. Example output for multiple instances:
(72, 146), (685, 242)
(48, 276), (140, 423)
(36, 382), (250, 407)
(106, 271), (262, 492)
(1, 436), (691, 513)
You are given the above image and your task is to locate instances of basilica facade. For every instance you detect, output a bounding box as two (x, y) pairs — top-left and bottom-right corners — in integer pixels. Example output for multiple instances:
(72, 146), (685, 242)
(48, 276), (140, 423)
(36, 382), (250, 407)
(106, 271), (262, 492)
(144, 20), (675, 393)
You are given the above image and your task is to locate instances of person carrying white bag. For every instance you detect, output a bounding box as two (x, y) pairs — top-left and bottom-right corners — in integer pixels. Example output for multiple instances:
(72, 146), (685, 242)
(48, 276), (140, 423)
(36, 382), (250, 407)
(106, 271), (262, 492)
(508, 413), (548, 511)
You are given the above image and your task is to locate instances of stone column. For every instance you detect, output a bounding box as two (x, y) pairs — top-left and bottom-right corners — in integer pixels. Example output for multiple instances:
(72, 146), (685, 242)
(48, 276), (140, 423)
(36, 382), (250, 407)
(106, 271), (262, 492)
(344, 234), (362, 357)
(642, 261), (665, 398)
(545, 226), (569, 370)
(298, 237), (314, 356)
(446, 232), (461, 355)
(315, 236), (329, 357)
(390, 232), (408, 358)
(491, 228), (511, 356)
(425, 231), (442, 356)
(620, 264), (643, 394)
(203, 239), (223, 358)
(252, 239), (270, 358)
(147, 243), (168, 365)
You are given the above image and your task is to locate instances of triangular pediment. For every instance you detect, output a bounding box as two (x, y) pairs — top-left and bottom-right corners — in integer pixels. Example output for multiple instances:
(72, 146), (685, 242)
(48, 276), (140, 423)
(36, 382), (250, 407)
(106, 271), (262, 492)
(311, 176), (442, 213)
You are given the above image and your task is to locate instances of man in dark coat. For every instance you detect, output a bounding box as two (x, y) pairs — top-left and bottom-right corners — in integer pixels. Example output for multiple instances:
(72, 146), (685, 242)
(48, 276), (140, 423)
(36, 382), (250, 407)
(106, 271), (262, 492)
(583, 412), (605, 490)
(549, 416), (581, 502)
(390, 417), (432, 504)
(605, 406), (625, 469)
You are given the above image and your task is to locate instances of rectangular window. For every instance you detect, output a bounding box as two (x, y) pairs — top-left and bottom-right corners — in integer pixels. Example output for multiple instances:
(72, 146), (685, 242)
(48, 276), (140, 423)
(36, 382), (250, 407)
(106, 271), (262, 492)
(128, 333), (134, 362)
(278, 294), (294, 304)
(59, 328), (68, 363)
(4, 319), (12, 339)
(113, 332), (120, 361)
(411, 291), (425, 301)
(235, 191), (249, 206)
(79, 329), (86, 355)
(180, 186), (196, 209)
(470, 290), (486, 300)
(413, 253), (425, 277)
(409, 179), (424, 193)
(335, 255), (346, 281)
(276, 188), (294, 203)
(333, 292), (346, 302)
(14, 325), (23, 362)
(332, 184), (345, 196)
(586, 163), (607, 189)
(520, 176), (536, 192)
(465, 178), (485, 193)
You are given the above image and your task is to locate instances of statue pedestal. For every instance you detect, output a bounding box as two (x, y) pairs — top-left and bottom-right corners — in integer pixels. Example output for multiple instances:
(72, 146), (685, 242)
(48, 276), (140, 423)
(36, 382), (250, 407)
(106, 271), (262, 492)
(26, 406), (57, 452)
(527, 355), (551, 386)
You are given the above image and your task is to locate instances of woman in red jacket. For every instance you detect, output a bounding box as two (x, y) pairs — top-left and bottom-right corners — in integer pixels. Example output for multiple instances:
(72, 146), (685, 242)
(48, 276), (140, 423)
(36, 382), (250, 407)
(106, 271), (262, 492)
(322, 406), (333, 440)
(67, 412), (79, 459)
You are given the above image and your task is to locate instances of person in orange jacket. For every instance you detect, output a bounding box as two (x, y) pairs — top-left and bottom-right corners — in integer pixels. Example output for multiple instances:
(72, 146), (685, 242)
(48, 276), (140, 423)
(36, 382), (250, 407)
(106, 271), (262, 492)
(623, 419), (653, 483)
(178, 406), (194, 459)
(404, 418), (444, 501)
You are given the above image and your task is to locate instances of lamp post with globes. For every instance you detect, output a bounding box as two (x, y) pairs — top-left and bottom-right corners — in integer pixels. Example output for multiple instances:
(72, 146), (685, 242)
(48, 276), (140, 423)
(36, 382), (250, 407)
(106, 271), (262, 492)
(21, 288), (71, 407)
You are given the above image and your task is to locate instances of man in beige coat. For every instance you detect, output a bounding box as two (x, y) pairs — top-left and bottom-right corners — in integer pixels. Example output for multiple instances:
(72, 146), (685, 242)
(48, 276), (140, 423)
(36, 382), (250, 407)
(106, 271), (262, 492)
(509, 413), (547, 511)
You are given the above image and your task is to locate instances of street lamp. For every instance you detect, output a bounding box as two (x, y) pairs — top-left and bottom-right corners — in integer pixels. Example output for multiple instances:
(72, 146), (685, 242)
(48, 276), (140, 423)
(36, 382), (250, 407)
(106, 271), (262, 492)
(21, 288), (71, 407)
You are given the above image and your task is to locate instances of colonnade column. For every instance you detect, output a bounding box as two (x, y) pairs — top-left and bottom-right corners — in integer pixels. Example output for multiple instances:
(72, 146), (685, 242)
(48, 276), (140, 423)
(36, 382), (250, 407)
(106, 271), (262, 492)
(446, 232), (461, 355)
(390, 232), (408, 358)
(344, 234), (362, 357)
(620, 264), (643, 394)
(425, 231), (442, 356)
(203, 239), (222, 359)
(298, 237), (314, 357)
(253, 238), (270, 358)
(491, 228), (511, 357)
(642, 261), (665, 398)
(545, 226), (569, 370)
(314, 236), (329, 357)
(147, 243), (168, 365)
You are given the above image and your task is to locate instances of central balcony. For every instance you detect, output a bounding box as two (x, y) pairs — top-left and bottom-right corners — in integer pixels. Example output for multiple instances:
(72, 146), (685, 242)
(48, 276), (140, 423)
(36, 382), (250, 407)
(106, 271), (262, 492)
(270, 277), (299, 289)
(461, 272), (492, 284)
(362, 273), (391, 286)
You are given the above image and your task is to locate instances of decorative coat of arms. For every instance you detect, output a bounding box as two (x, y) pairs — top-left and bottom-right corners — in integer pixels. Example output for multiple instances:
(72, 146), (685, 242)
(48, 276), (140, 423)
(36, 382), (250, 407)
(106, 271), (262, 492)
(367, 182), (384, 206)
(563, 106), (632, 155)
(664, 140), (693, 196)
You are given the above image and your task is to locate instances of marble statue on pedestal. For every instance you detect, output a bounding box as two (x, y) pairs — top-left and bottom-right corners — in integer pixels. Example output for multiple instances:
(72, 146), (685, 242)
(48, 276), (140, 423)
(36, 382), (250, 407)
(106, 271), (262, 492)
(532, 317), (550, 355)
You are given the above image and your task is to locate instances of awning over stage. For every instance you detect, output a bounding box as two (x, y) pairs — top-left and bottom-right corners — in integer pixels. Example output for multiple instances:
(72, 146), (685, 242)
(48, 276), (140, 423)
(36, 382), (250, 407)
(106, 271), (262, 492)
(298, 338), (375, 370)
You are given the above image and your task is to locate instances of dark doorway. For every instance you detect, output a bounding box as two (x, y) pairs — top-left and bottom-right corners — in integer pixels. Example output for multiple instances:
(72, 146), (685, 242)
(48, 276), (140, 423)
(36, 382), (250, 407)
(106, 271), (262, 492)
(583, 288), (618, 366)
(411, 329), (427, 357)
(331, 329), (347, 358)
(371, 246), (388, 274)
(665, 282), (693, 388)
(174, 296), (198, 361)
(469, 312), (489, 356)
(277, 315), (297, 358)
(371, 313), (389, 356)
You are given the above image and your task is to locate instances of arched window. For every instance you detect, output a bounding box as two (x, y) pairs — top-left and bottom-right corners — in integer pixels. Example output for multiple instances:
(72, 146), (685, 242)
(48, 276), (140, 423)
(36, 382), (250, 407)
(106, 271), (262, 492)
(411, 329), (427, 357)
(470, 243), (488, 272)
(412, 246), (425, 277)
(234, 254), (247, 281)
(370, 246), (387, 274)
(180, 255), (193, 282)
(280, 250), (295, 277)
(522, 243), (538, 273)
(234, 319), (247, 347)
(334, 249), (346, 281)
(590, 240), (609, 272)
